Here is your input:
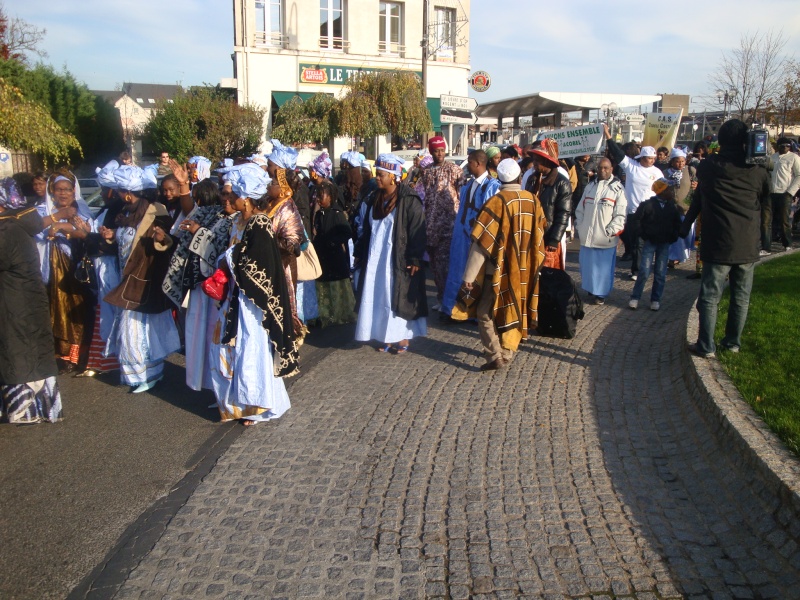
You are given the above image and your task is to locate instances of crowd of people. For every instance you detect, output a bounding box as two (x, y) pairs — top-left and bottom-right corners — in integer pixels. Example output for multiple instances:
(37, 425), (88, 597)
(0, 119), (795, 424)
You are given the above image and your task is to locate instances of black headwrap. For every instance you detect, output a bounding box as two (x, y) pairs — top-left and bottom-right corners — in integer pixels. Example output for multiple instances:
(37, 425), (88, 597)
(222, 214), (299, 378)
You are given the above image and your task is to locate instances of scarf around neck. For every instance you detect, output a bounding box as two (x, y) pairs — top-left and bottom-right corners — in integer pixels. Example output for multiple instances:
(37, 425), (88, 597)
(372, 186), (398, 220)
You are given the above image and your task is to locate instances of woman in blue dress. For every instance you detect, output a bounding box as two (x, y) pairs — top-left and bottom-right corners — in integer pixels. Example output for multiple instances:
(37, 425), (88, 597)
(101, 166), (181, 393)
(208, 164), (298, 426)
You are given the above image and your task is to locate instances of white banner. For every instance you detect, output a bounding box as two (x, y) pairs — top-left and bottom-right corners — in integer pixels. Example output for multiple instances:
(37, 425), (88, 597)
(536, 124), (605, 158)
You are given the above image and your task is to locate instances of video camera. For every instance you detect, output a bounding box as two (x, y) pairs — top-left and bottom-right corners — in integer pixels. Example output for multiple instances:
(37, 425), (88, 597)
(745, 128), (769, 165)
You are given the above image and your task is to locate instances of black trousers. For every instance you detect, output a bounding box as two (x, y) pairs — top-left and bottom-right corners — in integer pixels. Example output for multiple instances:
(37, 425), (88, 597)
(622, 213), (643, 273)
(762, 192), (793, 249)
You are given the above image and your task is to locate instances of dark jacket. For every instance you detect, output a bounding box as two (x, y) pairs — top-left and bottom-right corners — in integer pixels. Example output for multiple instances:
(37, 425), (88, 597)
(313, 205), (352, 282)
(104, 202), (175, 313)
(527, 168), (572, 247)
(0, 207), (58, 384)
(355, 183), (428, 321)
(681, 149), (770, 265)
(633, 196), (682, 244)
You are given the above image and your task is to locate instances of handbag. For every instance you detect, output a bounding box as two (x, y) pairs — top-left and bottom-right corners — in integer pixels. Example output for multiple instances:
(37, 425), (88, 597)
(543, 246), (564, 270)
(201, 268), (229, 301)
(296, 228), (322, 281)
(75, 255), (98, 291)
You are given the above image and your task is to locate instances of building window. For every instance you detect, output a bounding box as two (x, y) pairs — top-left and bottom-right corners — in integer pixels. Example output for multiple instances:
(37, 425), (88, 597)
(379, 2), (403, 55)
(432, 6), (455, 61)
(255, 0), (284, 46)
(320, 0), (346, 50)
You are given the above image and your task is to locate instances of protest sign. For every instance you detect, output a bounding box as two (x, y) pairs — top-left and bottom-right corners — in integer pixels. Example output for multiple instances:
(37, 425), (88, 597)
(536, 124), (604, 158)
(642, 110), (683, 149)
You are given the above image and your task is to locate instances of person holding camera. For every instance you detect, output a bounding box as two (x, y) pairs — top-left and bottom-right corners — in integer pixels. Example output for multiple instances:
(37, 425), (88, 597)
(680, 119), (771, 358)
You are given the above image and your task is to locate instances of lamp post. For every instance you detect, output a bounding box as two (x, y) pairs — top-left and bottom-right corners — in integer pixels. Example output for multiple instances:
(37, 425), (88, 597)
(600, 102), (618, 138)
(716, 89), (737, 121)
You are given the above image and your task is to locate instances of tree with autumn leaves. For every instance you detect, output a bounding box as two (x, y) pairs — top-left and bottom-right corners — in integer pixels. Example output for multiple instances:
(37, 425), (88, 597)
(272, 71), (432, 146)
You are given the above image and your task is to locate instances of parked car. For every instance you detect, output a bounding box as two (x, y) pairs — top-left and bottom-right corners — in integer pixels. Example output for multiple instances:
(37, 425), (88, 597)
(84, 190), (105, 219)
(77, 178), (100, 200)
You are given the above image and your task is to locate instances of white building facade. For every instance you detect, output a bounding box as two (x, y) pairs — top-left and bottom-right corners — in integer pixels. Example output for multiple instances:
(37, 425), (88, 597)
(231, 0), (471, 157)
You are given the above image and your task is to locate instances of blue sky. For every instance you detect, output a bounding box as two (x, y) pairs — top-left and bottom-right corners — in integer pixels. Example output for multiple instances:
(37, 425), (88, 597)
(8, 0), (800, 111)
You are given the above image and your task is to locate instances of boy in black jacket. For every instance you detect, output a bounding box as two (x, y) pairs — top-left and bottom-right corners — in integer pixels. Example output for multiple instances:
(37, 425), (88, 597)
(628, 177), (682, 311)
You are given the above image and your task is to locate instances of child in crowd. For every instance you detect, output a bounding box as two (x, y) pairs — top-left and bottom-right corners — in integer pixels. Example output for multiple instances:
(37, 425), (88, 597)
(628, 177), (682, 311)
(313, 179), (356, 327)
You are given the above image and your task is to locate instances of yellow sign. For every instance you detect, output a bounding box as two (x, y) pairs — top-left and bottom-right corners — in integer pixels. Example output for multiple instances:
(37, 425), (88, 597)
(642, 110), (683, 149)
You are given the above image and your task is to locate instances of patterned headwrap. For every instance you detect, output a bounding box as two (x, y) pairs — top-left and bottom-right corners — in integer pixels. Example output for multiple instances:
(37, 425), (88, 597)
(187, 156), (212, 183)
(0, 177), (25, 209)
(310, 152), (332, 179)
(485, 146), (500, 159)
(428, 136), (447, 153)
(275, 168), (292, 197)
(341, 150), (361, 168)
(113, 165), (158, 192)
(227, 163), (271, 200)
(375, 153), (405, 179)
(96, 160), (120, 189)
(267, 139), (299, 170)
(529, 138), (560, 167)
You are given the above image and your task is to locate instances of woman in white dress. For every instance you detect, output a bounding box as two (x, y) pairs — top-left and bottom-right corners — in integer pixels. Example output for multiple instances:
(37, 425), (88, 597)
(354, 154), (428, 354)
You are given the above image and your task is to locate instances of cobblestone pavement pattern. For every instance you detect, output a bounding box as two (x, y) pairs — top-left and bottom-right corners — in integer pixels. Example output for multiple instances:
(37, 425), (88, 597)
(113, 260), (800, 599)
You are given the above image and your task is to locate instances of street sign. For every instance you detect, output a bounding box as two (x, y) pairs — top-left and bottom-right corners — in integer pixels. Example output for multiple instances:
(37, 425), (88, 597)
(440, 95), (477, 124)
(440, 95), (478, 111)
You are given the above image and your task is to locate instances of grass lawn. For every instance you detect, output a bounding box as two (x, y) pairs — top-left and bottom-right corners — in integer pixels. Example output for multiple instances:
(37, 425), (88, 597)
(716, 253), (800, 457)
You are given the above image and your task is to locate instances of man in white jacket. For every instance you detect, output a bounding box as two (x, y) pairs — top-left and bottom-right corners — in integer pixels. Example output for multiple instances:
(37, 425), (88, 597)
(574, 158), (627, 304)
(764, 137), (800, 253)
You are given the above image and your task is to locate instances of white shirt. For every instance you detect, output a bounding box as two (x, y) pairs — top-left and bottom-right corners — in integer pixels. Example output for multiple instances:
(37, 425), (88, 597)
(770, 152), (800, 196)
(619, 156), (663, 213)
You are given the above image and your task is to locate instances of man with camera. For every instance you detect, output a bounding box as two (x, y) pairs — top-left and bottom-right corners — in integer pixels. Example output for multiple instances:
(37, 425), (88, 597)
(764, 137), (800, 254)
(680, 119), (771, 358)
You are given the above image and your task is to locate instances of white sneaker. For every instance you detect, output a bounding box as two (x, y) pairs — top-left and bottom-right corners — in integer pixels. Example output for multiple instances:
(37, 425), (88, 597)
(650, 301), (660, 311)
(759, 249), (772, 257)
(785, 246), (792, 252)
(628, 298), (638, 310)
(630, 273), (638, 281)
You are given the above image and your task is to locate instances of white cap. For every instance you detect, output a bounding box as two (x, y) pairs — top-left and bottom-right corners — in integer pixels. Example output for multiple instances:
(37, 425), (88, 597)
(634, 146), (657, 159)
(497, 158), (521, 183)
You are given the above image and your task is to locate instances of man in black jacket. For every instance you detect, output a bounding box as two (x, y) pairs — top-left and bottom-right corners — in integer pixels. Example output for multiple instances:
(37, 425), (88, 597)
(681, 119), (771, 357)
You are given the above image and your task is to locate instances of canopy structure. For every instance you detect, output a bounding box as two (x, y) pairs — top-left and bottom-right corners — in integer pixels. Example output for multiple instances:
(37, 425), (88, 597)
(476, 92), (663, 127)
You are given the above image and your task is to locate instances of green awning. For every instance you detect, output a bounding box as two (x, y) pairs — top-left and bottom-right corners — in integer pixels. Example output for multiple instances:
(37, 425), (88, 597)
(427, 97), (442, 131)
(272, 92), (321, 108)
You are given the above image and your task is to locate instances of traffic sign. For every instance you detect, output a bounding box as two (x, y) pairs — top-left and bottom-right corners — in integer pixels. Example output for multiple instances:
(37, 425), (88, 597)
(440, 95), (478, 111)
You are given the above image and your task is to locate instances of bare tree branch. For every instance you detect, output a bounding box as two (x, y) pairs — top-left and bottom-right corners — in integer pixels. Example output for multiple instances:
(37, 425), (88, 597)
(0, 2), (47, 63)
(708, 29), (789, 123)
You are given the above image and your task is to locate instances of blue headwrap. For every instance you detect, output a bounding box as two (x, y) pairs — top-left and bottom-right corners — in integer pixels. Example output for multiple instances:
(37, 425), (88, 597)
(248, 154), (268, 167)
(227, 163), (271, 200)
(188, 156), (212, 182)
(113, 165), (158, 192)
(95, 160), (120, 189)
(267, 139), (299, 170)
(375, 153), (405, 179)
(310, 152), (332, 179)
(143, 163), (160, 184)
(341, 150), (362, 168)
(0, 177), (25, 209)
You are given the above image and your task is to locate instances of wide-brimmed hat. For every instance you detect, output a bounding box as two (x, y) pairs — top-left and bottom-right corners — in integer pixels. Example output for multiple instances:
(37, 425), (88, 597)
(634, 146), (656, 160)
(529, 138), (559, 167)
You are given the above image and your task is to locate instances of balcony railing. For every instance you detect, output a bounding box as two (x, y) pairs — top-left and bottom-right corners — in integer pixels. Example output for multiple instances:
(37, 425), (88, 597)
(254, 31), (286, 48)
(378, 41), (405, 57)
(319, 36), (350, 51)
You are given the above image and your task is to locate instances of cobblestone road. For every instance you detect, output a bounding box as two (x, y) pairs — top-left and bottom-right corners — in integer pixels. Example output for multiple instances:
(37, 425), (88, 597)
(111, 259), (800, 599)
